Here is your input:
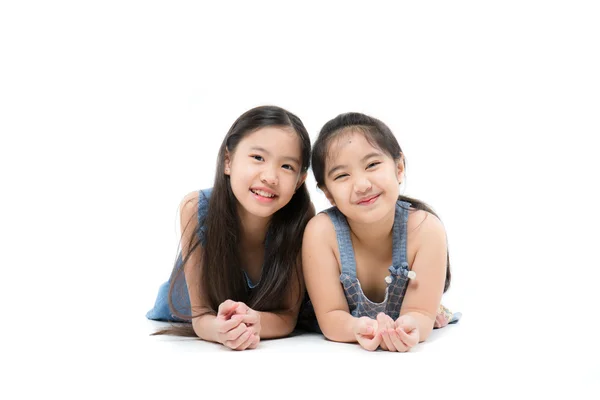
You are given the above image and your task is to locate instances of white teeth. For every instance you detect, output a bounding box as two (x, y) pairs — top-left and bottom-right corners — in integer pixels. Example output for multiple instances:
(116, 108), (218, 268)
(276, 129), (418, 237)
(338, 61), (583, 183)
(251, 189), (275, 198)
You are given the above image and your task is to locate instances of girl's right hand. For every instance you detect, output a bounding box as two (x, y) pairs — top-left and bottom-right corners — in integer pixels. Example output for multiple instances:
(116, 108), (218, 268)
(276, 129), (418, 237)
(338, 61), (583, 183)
(353, 317), (381, 351)
(214, 300), (259, 350)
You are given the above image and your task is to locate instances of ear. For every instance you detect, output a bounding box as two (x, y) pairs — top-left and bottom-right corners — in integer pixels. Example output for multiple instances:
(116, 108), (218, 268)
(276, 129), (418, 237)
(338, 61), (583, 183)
(320, 186), (336, 206)
(295, 172), (307, 191)
(224, 148), (231, 175)
(396, 154), (405, 184)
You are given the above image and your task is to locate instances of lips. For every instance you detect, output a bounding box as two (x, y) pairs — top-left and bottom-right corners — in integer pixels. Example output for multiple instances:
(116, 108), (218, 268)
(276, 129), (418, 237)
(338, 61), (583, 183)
(356, 193), (381, 205)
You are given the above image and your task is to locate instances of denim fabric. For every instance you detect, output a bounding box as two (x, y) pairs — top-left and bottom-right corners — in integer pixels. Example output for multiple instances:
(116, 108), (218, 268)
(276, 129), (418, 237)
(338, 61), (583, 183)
(145, 188), (260, 322)
(324, 201), (412, 320)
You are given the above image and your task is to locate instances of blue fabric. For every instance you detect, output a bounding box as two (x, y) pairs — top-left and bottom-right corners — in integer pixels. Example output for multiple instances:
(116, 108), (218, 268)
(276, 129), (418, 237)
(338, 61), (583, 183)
(325, 200), (412, 320)
(323, 200), (461, 327)
(145, 253), (191, 322)
(146, 188), (261, 322)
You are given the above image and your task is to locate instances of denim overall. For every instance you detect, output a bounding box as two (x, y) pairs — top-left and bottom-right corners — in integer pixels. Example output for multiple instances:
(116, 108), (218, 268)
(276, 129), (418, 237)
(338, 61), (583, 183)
(324, 200), (412, 319)
(324, 200), (461, 325)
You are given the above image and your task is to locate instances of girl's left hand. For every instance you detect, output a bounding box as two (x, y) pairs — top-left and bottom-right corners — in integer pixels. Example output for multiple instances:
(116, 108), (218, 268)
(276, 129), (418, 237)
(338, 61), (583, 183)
(393, 315), (420, 351)
(377, 313), (419, 352)
(229, 302), (261, 349)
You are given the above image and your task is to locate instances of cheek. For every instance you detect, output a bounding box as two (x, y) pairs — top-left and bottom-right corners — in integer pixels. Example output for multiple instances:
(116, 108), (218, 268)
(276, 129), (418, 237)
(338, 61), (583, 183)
(329, 184), (349, 201)
(280, 173), (300, 192)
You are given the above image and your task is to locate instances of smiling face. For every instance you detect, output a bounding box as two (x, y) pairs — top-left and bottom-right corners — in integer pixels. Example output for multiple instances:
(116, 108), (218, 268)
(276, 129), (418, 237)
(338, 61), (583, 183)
(224, 126), (306, 220)
(321, 130), (404, 224)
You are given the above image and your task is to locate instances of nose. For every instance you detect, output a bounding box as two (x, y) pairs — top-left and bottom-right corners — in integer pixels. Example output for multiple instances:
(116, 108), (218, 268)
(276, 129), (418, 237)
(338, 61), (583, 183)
(260, 166), (279, 186)
(354, 177), (372, 194)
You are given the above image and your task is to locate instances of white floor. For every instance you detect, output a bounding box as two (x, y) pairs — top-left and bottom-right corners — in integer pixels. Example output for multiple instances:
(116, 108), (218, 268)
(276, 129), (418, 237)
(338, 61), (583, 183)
(128, 316), (596, 399)
(3, 313), (596, 399)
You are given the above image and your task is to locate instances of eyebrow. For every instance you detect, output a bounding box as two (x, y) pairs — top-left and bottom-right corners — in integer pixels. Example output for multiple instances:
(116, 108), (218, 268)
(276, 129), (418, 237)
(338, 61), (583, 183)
(327, 151), (383, 178)
(249, 146), (301, 165)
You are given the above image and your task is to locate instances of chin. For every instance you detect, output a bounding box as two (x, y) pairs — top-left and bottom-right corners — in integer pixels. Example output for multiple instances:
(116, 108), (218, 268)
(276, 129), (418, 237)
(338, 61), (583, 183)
(245, 200), (283, 219)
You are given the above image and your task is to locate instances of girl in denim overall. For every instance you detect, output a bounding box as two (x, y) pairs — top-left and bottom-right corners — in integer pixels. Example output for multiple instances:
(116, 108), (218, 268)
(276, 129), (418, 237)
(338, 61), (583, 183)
(303, 112), (460, 352)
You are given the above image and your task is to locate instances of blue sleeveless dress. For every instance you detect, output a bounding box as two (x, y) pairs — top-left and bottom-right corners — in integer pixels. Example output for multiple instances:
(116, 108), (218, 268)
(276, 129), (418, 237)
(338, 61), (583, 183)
(146, 188), (260, 322)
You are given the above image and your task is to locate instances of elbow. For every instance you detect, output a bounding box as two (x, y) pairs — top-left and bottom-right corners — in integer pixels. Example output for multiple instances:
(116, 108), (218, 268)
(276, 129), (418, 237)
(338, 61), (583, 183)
(322, 331), (341, 343)
(319, 323), (346, 343)
(279, 318), (297, 338)
(320, 327), (336, 341)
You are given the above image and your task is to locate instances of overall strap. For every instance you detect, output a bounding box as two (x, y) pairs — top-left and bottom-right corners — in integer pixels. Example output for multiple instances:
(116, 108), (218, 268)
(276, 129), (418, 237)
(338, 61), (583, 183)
(391, 200), (411, 274)
(323, 208), (358, 279)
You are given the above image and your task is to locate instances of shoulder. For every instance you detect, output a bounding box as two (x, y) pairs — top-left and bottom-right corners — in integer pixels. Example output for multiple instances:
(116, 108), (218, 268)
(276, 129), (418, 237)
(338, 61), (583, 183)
(302, 212), (341, 272)
(179, 191), (199, 214)
(406, 208), (447, 249)
(304, 211), (336, 238)
(179, 188), (213, 217)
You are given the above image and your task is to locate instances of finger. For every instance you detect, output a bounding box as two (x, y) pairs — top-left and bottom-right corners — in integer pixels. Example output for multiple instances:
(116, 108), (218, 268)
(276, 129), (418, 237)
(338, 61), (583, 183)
(380, 329), (396, 351)
(226, 329), (253, 350)
(238, 312), (259, 325)
(397, 327), (419, 347)
(378, 313), (395, 331)
(376, 313), (388, 326)
(224, 323), (247, 342)
(248, 334), (260, 349)
(216, 314), (244, 333)
(358, 336), (380, 351)
(218, 300), (239, 317)
(234, 302), (249, 314)
(375, 314), (392, 350)
(235, 330), (256, 351)
(379, 338), (389, 351)
(358, 321), (375, 336)
(397, 315), (417, 332)
(389, 329), (409, 352)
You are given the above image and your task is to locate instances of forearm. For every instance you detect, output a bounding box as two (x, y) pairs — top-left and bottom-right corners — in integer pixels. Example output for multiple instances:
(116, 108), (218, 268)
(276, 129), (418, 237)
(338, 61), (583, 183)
(318, 310), (358, 343)
(257, 311), (297, 339)
(191, 313), (220, 343)
(404, 311), (435, 342)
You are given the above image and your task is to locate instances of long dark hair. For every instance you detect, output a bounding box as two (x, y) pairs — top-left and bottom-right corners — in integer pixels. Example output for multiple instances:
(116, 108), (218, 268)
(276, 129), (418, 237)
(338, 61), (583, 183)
(311, 112), (451, 292)
(156, 106), (314, 336)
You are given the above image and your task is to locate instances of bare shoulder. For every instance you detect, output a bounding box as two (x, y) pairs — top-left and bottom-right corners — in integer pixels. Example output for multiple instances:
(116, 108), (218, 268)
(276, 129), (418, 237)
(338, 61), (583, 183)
(304, 212), (336, 241)
(407, 208), (447, 243)
(179, 191), (200, 234)
(179, 191), (199, 219)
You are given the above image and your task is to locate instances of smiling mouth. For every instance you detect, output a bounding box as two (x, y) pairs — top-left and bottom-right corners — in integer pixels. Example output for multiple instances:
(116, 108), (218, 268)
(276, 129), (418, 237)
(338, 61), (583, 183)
(357, 194), (381, 205)
(250, 189), (277, 198)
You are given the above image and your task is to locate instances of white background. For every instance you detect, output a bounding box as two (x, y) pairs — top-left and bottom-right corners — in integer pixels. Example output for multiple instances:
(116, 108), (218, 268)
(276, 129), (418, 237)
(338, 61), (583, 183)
(1, 1), (599, 398)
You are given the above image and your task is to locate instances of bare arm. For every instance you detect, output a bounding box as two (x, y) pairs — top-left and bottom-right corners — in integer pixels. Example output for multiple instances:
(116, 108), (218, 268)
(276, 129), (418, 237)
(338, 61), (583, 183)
(256, 250), (306, 339)
(302, 214), (359, 343)
(178, 191), (222, 343)
(399, 210), (448, 342)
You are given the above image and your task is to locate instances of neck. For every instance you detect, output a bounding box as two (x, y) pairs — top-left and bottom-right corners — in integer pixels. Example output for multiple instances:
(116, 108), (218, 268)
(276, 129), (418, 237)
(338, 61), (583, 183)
(237, 205), (270, 247)
(346, 206), (396, 247)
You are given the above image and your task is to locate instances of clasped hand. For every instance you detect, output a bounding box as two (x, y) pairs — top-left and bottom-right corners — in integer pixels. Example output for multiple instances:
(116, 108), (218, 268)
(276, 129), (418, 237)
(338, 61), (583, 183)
(213, 300), (261, 350)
